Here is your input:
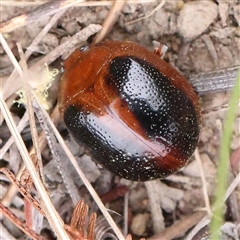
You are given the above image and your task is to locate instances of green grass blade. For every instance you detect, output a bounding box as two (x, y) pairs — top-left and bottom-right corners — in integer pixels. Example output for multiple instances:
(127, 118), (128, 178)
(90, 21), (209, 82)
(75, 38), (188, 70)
(210, 67), (240, 239)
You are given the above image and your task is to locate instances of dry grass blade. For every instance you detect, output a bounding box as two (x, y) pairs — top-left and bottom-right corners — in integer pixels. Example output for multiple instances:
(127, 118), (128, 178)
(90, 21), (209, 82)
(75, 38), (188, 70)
(16, 41), (47, 190)
(32, 97), (125, 239)
(0, 202), (46, 240)
(0, 169), (100, 240)
(31, 93), (124, 239)
(33, 99), (81, 205)
(3, 0), (157, 7)
(0, 33), (69, 237)
(0, 168), (45, 216)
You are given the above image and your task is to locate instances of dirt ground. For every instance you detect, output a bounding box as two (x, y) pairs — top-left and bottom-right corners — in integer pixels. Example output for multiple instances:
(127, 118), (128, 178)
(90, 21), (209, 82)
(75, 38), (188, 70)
(0, 1), (240, 240)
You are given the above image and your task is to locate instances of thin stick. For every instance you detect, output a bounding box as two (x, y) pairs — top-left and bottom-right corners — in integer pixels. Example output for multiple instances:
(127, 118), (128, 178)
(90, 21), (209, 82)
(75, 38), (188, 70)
(32, 24), (102, 67)
(194, 149), (212, 217)
(123, 191), (129, 237)
(16, 42), (45, 182)
(92, 0), (127, 45)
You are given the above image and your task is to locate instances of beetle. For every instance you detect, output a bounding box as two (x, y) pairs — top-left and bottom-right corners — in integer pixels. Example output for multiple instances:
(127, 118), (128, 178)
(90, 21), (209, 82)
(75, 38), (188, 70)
(58, 40), (201, 181)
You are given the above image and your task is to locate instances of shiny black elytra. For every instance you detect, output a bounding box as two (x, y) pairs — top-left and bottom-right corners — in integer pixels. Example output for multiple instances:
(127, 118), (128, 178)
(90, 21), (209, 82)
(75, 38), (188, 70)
(58, 40), (201, 181)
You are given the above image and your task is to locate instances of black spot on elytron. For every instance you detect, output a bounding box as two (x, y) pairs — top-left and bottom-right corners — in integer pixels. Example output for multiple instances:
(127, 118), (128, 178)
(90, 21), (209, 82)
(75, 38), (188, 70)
(64, 104), (180, 181)
(109, 56), (200, 157)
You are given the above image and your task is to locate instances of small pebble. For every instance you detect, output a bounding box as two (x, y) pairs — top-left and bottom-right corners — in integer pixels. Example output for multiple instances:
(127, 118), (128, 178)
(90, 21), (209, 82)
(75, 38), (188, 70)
(131, 213), (150, 236)
(177, 1), (218, 40)
(42, 33), (59, 48)
(183, 153), (216, 178)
